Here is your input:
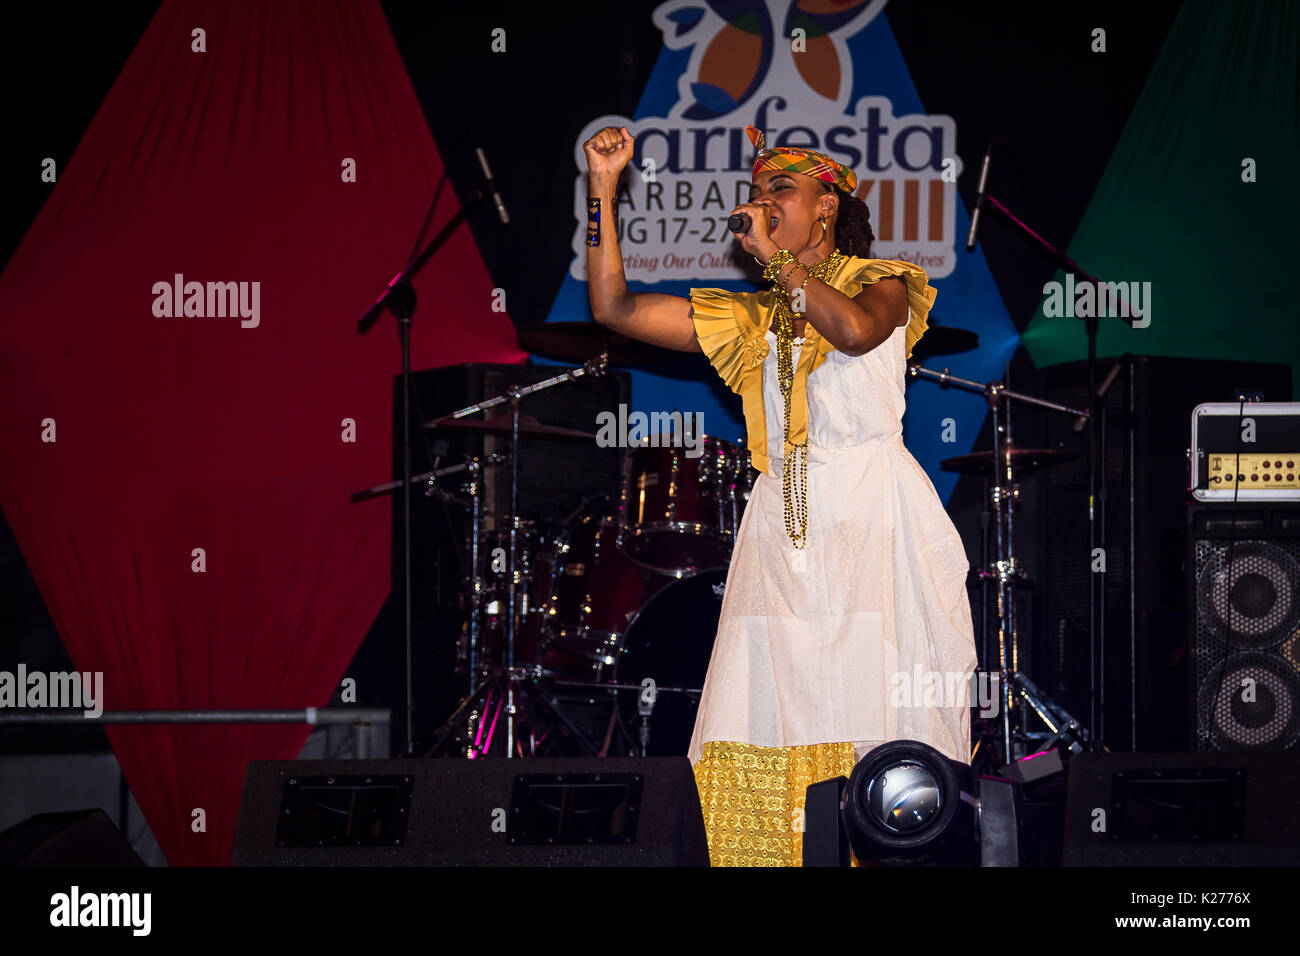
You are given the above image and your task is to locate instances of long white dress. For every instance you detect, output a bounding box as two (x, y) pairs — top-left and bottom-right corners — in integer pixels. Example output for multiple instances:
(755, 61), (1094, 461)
(686, 257), (978, 767)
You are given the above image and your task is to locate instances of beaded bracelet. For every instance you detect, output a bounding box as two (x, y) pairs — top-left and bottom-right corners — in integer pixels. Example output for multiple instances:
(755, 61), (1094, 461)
(761, 249), (798, 283)
(587, 198), (601, 247)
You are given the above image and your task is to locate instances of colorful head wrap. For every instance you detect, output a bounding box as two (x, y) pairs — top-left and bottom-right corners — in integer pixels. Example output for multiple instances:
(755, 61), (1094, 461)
(746, 124), (857, 194)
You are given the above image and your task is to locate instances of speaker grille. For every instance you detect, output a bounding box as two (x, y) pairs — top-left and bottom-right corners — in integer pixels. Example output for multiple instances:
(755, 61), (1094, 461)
(1194, 538), (1300, 750)
(1195, 540), (1299, 647)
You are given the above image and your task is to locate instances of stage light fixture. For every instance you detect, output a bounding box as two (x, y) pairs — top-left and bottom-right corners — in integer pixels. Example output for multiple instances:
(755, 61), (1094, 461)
(803, 739), (1023, 866)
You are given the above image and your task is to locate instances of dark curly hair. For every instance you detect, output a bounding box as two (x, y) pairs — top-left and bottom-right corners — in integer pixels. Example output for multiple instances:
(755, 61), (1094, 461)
(824, 183), (873, 258)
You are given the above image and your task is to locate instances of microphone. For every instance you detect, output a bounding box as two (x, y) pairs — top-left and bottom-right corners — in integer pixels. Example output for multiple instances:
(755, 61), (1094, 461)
(965, 140), (993, 251)
(468, 129), (510, 226)
(728, 213), (751, 234)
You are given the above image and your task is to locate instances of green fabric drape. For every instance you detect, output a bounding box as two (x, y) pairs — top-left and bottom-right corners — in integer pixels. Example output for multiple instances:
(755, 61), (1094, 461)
(1021, 0), (1299, 395)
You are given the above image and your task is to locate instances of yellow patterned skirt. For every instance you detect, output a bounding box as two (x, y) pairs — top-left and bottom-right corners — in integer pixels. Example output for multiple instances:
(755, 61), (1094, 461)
(692, 739), (858, 866)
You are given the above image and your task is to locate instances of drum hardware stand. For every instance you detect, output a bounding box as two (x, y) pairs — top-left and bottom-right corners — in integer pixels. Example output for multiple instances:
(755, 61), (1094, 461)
(1003, 671), (1091, 755)
(972, 176), (1146, 742)
(465, 455), (483, 696)
(353, 453), (513, 716)
(426, 663), (604, 758)
(909, 364), (1095, 765)
(426, 668), (497, 758)
(353, 448), (524, 756)
(548, 679), (704, 697)
(978, 467), (992, 688)
(526, 681), (605, 756)
(423, 355), (609, 758)
(547, 678), (703, 756)
(348, 457), (492, 507)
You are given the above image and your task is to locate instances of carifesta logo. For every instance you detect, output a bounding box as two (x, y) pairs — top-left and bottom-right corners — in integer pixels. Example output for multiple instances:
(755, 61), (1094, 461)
(570, 0), (962, 284)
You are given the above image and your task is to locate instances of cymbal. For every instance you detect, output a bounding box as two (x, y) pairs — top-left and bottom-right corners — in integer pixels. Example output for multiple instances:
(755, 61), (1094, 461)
(425, 412), (597, 441)
(940, 447), (1076, 476)
(518, 322), (686, 368)
(912, 322), (979, 358)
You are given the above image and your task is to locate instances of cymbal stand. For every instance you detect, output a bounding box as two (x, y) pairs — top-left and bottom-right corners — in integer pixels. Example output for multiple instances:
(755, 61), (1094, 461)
(466, 455), (483, 697)
(506, 385), (520, 757)
(425, 355), (608, 758)
(909, 363), (1094, 764)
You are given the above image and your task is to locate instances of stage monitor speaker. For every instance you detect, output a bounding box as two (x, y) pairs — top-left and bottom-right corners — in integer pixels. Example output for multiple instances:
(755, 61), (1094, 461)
(1062, 751), (1300, 865)
(1188, 502), (1300, 751)
(1038, 355), (1292, 753)
(0, 809), (145, 867)
(232, 757), (709, 866)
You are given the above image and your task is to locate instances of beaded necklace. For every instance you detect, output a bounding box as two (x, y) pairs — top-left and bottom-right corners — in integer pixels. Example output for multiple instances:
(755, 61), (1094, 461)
(763, 248), (846, 549)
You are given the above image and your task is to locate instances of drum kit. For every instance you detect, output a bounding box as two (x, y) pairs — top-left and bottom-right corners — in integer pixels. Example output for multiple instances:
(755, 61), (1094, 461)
(352, 324), (767, 761)
(351, 316), (1100, 766)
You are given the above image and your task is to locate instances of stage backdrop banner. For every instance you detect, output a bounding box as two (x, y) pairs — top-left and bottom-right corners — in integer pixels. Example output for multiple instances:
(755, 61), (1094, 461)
(0, 0), (524, 865)
(1020, 0), (1300, 396)
(544, 0), (1020, 503)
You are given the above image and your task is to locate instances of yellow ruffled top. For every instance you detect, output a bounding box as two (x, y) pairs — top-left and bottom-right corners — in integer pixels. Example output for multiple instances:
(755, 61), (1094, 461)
(689, 256), (937, 475)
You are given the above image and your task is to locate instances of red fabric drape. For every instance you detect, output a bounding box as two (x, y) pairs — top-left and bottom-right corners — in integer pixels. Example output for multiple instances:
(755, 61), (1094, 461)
(0, 0), (524, 864)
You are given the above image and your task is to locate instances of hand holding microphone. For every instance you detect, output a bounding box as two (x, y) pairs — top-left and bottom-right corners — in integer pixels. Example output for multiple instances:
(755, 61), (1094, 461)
(727, 201), (778, 260)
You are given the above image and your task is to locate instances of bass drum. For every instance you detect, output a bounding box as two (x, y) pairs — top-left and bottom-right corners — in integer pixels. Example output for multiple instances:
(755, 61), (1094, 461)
(613, 569), (726, 756)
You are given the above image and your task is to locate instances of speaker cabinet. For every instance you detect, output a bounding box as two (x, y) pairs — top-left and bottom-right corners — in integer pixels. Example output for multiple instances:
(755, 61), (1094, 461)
(1189, 503), (1300, 751)
(232, 757), (709, 866)
(1063, 751), (1300, 865)
(1038, 356), (1292, 752)
(0, 809), (144, 867)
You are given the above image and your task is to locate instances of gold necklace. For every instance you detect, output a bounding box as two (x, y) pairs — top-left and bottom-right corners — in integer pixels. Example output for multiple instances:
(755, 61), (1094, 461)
(768, 248), (845, 549)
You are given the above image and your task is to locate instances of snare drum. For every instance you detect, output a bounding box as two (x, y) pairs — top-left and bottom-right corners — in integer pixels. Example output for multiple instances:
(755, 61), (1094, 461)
(617, 435), (747, 577)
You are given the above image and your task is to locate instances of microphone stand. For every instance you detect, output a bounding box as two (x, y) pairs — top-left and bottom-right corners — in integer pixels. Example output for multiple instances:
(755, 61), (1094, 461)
(975, 190), (1143, 747)
(356, 186), (488, 756)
